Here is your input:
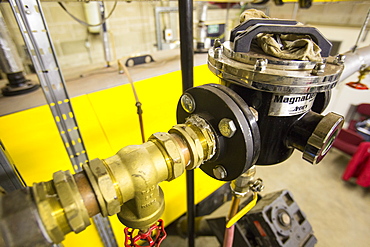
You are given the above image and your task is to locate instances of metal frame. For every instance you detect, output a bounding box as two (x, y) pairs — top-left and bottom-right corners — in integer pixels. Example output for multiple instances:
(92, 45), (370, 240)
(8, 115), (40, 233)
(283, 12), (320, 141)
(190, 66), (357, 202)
(7, 0), (117, 246)
(0, 141), (26, 192)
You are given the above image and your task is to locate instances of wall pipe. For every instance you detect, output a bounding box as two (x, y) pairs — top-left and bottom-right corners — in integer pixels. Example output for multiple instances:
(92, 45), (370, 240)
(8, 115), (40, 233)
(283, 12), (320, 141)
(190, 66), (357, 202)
(100, 2), (112, 67)
(178, 0), (195, 246)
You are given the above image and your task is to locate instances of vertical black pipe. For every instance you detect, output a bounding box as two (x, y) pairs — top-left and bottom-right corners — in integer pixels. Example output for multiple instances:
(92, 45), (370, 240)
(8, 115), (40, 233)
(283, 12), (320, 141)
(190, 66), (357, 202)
(178, 0), (194, 90)
(178, 0), (195, 246)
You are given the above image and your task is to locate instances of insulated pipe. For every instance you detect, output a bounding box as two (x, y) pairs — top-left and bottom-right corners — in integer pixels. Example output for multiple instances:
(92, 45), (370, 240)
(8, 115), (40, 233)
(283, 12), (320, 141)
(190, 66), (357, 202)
(0, 12), (38, 96)
(340, 45), (370, 82)
(83, 2), (101, 34)
(0, 14), (23, 74)
(178, 0), (195, 246)
(100, 2), (112, 67)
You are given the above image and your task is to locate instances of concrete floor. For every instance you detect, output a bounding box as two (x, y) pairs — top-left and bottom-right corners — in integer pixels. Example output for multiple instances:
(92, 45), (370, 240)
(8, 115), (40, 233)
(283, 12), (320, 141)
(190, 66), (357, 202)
(162, 149), (370, 247)
(0, 49), (208, 116)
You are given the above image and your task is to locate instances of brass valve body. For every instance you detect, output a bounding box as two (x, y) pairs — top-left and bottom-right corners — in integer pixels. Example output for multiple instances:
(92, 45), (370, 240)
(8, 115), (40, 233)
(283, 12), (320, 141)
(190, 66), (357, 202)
(26, 117), (217, 243)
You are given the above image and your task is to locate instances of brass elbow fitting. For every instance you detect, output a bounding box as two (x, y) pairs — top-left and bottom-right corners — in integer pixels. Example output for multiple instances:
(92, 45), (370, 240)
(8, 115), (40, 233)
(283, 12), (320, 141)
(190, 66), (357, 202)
(27, 114), (217, 242)
(96, 140), (173, 230)
(86, 116), (216, 230)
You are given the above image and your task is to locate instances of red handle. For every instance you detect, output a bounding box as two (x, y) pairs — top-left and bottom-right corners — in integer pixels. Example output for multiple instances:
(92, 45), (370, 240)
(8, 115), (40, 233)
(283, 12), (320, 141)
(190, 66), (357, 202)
(124, 219), (167, 247)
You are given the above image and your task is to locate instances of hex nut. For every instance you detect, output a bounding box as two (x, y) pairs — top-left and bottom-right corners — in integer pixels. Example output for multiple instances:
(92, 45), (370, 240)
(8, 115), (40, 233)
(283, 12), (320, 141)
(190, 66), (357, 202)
(82, 163), (108, 217)
(311, 62), (325, 75)
(334, 54), (346, 64)
(53, 171), (90, 233)
(149, 133), (185, 181)
(254, 58), (267, 71)
(185, 115), (216, 161)
(219, 118), (237, 138)
(214, 48), (222, 59)
(213, 165), (227, 179)
(230, 173), (253, 196)
(88, 159), (121, 216)
(214, 38), (222, 48)
(32, 182), (65, 243)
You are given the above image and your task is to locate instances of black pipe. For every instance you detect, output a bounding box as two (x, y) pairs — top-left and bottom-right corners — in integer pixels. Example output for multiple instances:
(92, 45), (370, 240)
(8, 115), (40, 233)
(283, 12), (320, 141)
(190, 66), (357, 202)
(179, 0), (194, 91)
(178, 0), (195, 246)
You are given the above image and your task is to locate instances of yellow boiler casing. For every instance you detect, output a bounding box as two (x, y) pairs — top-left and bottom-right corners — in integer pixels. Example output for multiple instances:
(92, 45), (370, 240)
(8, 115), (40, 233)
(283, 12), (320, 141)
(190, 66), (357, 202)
(0, 64), (224, 246)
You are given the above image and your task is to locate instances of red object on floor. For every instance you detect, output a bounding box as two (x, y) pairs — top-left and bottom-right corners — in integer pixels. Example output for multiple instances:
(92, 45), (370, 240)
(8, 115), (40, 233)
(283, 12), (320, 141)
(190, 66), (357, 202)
(342, 142), (370, 187)
(346, 81), (369, 90)
(333, 129), (365, 156)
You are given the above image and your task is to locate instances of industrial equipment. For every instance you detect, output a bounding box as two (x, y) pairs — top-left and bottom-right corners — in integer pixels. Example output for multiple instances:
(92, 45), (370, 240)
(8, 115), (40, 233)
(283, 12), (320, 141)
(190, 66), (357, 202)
(0, 9), (350, 247)
(206, 190), (316, 247)
(0, 12), (38, 96)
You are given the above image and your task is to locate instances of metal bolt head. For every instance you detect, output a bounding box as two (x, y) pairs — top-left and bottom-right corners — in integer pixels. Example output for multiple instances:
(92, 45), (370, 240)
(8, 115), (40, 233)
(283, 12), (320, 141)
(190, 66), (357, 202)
(250, 178), (264, 192)
(254, 58), (268, 71)
(214, 39), (222, 49)
(214, 47), (222, 59)
(213, 165), (227, 179)
(180, 93), (195, 113)
(334, 54), (346, 65)
(218, 118), (237, 138)
(311, 62), (326, 75)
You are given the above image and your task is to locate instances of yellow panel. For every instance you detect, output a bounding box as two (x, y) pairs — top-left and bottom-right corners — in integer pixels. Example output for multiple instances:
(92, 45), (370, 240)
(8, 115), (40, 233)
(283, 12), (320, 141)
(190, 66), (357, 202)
(0, 64), (222, 246)
(0, 105), (71, 184)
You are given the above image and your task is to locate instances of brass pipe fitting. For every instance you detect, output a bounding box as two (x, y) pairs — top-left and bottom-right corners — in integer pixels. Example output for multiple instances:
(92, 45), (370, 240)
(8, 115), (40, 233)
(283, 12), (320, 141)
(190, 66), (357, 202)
(53, 171), (90, 232)
(83, 158), (121, 217)
(111, 136), (187, 229)
(230, 166), (264, 197)
(149, 132), (187, 181)
(169, 115), (216, 170)
(32, 170), (91, 244)
(32, 180), (69, 244)
(25, 115), (217, 243)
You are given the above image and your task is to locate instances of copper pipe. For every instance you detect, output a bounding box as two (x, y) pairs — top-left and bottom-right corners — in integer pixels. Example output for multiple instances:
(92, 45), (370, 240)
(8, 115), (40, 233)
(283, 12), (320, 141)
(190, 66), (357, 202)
(223, 196), (240, 247)
(171, 133), (191, 167)
(74, 172), (100, 217)
(223, 226), (235, 247)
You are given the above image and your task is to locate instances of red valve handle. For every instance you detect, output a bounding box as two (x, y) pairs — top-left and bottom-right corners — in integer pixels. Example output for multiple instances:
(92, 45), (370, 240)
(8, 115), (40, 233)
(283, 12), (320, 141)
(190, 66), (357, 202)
(124, 219), (167, 247)
(346, 81), (369, 90)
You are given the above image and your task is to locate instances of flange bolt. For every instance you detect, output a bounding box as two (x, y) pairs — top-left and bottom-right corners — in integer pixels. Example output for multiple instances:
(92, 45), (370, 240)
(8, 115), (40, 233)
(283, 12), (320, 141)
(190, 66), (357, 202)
(213, 165), (227, 179)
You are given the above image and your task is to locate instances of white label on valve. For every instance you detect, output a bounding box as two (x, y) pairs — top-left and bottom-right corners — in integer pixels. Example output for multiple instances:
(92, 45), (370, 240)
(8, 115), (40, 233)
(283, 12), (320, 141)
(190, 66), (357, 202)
(268, 93), (316, 116)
